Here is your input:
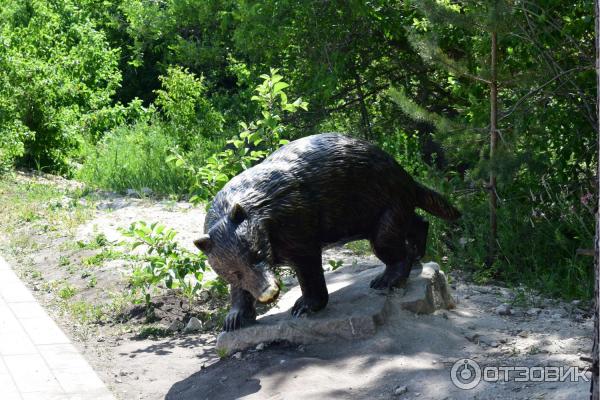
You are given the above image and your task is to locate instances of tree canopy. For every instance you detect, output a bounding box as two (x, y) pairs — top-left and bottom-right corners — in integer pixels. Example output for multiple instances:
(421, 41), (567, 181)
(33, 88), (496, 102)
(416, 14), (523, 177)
(0, 0), (595, 299)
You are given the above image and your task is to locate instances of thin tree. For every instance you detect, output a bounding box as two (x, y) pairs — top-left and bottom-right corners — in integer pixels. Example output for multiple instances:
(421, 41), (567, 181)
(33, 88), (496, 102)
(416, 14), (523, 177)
(389, 0), (506, 264)
(592, 1), (599, 398)
(488, 30), (498, 265)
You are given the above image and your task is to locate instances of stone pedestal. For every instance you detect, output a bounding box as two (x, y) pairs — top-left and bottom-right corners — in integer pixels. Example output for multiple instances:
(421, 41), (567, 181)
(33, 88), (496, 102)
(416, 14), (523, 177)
(216, 262), (454, 355)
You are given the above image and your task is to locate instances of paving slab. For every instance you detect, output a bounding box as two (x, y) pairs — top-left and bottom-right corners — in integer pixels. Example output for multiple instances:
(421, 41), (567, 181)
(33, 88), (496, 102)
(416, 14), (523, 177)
(217, 261), (455, 354)
(0, 255), (115, 400)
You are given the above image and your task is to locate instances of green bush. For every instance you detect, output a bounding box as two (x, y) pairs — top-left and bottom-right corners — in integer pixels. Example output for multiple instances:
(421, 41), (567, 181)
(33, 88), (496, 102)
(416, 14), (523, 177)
(154, 66), (224, 150)
(169, 69), (308, 203)
(0, 0), (122, 173)
(120, 221), (210, 312)
(0, 120), (28, 173)
(428, 184), (594, 300)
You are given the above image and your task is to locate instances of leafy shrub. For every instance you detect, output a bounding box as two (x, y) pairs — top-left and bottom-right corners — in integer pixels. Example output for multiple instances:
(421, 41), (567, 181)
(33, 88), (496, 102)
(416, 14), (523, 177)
(79, 65), (225, 193)
(429, 183), (594, 300)
(154, 66), (224, 150)
(0, 121), (28, 173)
(120, 221), (210, 312)
(0, 0), (122, 173)
(169, 69), (308, 203)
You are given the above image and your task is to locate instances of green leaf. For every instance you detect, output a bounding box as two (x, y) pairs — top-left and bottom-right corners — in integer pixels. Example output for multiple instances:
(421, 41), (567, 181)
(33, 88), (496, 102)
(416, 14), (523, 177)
(273, 82), (289, 93)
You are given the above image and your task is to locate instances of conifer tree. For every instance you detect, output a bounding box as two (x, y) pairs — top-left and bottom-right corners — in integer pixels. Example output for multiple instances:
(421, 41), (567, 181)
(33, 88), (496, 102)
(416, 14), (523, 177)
(389, 0), (512, 264)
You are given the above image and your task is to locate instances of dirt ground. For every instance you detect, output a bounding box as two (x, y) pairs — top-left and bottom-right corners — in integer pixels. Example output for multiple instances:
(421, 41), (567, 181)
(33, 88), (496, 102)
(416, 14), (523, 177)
(0, 173), (594, 400)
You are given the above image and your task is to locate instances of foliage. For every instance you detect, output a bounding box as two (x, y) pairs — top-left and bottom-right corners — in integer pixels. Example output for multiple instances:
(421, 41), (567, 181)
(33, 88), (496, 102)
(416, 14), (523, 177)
(169, 69), (307, 203)
(0, 0), (122, 173)
(78, 122), (191, 195)
(328, 260), (344, 271)
(120, 221), (209, 312)
(154, 66), (224, 150)
(0, 0), (595, 301)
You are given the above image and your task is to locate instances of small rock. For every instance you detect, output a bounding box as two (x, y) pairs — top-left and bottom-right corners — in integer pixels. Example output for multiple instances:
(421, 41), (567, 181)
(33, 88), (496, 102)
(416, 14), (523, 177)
(119, 370), (128, 377)
(297, 345), (305, 353)
(465, 333), (480, 343)
(280, 359), (286, 364)
(551, 313), (562, 319)
(527, 308), (542, 316)
(97, 336), (105, 342)
(125, 188), (140, 197)
(394, 385), (408, 396)
(232, 352), (242, 360)
(511, 310), (524, 317)
(168, 320), (184, 332)
(140, 187), (153, 196)
(184, 317), (203, 333)
(490, 341), (499, 348)
(255, 343), (265, 351)
(198, 291), (211, 303)
(518, 331), (528, 338)
(571, 300), (581, 306)
(281, 275), (298, 287)
(219, 376), (228, 383)
(496, 304), (512, 315)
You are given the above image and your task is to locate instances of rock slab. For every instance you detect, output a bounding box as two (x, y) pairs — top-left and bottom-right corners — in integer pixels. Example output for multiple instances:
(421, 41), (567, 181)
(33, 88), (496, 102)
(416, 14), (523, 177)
(216, 262), (454, 354)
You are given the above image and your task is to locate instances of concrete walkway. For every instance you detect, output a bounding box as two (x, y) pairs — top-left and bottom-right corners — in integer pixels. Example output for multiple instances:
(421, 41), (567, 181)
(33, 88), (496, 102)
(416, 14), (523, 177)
(0, 256), (115, 400)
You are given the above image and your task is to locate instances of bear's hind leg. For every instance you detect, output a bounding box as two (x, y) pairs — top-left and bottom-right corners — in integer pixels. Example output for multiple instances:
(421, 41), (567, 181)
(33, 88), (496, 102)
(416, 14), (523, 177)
(407, 214), (429, 263)
(369, 209), (413, 290)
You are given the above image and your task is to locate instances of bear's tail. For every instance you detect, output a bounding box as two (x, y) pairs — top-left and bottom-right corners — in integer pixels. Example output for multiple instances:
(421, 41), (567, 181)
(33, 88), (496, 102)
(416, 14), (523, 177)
(415, 183), (461, 221)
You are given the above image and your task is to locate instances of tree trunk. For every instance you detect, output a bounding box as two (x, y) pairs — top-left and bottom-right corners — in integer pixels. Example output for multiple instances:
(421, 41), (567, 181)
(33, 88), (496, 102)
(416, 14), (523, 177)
(487, 31), (498, 266)
(354, 69), (373, 140)
(592, 1), (599, 399)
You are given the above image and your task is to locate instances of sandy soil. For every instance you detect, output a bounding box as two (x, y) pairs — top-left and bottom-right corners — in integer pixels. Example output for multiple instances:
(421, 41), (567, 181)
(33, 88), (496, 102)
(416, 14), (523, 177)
(0, 174), (594, 400)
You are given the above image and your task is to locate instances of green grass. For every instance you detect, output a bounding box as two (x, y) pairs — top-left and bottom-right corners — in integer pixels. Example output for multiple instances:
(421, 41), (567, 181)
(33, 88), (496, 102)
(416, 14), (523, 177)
(82, 249), (129, 267)
(0, 175), (96, 246)
(58, 284), (77, 300)
(216, 347), (228, 359)
(344, 240), (372, 255)
(79, 122), (207, 196)
(69, 301), (106, 324)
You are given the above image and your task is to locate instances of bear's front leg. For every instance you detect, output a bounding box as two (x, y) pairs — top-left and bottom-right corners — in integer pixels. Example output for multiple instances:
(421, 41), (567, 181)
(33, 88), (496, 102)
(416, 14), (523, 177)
(290, 253), (329, 317)
(223, 286), (257, 332)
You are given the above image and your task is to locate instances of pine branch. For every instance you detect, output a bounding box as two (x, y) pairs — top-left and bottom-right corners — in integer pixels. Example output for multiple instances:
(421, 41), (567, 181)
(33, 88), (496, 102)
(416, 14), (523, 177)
(406, 30), (491, 84)
(388, 86), (456, 133)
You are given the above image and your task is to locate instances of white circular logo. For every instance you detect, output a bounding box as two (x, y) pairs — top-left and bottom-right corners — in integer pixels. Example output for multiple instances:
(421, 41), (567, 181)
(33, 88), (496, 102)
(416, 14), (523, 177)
(450, 358), (482, 390)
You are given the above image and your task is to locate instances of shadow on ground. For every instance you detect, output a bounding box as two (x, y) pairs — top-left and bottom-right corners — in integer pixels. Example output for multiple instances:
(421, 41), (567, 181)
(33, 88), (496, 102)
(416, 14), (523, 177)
(164, 295), (592, 400)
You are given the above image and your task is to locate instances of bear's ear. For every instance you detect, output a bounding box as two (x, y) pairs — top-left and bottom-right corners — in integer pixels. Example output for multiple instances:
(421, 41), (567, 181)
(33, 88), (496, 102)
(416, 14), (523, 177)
(193, 234), (212, 253)
(229, 203), (247, 224)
